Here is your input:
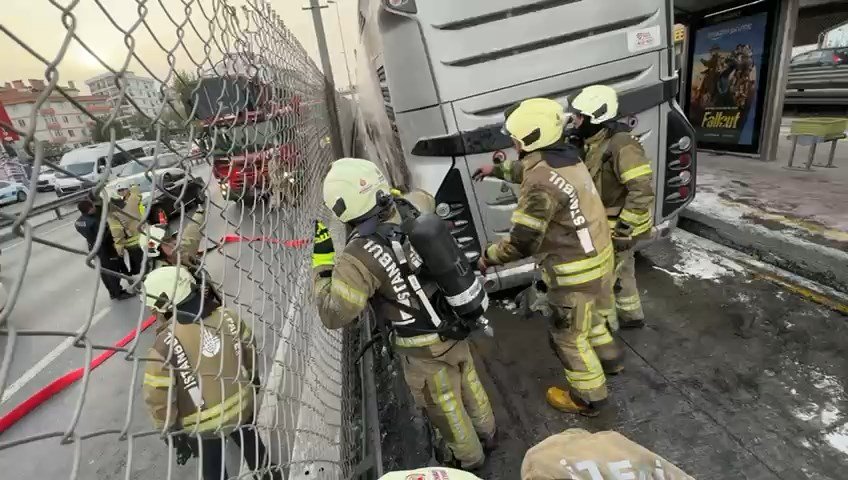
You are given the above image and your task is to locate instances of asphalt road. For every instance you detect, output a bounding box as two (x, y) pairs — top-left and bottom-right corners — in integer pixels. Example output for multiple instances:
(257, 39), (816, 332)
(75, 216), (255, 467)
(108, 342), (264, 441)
(472, 231), (848, 479)
(0, 164), (339, 479)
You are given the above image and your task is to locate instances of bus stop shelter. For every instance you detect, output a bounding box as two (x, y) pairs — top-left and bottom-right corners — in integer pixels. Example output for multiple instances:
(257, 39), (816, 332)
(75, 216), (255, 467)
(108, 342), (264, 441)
(673, 0), (804, 162)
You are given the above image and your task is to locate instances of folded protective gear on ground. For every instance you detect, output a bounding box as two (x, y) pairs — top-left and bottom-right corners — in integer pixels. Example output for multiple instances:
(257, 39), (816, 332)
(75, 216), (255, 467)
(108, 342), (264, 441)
(521, 429), (694, 480)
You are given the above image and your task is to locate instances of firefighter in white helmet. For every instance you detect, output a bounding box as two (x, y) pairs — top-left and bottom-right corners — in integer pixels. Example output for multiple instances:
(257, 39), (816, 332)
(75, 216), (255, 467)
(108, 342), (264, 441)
(570, 85), (656, 330)
(312, 158), (497, 471)
(473, 98), (623, 417)
(141, 265), (281, 480)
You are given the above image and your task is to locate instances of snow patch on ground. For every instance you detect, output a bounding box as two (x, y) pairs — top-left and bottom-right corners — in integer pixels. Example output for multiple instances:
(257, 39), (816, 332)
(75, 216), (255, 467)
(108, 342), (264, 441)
(658, 235), (745, 285)
(793, 403), (819, 422)
(825, 424), (848, 456)
(810, 369), (845, 398)
(821, 404), (840, 426)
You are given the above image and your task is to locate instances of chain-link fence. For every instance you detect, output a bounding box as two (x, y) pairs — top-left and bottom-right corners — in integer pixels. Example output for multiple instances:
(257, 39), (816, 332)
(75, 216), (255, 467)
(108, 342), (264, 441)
(0, 1), (374, 478)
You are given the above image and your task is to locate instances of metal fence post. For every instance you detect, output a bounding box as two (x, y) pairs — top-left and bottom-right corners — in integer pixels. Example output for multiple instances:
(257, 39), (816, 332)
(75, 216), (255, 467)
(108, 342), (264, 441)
(305, 0), (347, 159)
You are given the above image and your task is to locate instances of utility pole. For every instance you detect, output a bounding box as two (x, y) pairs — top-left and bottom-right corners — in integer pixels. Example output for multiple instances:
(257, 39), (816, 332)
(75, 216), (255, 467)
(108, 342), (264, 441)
(328, 0), (354, 89)
(303, 0), (346, 159)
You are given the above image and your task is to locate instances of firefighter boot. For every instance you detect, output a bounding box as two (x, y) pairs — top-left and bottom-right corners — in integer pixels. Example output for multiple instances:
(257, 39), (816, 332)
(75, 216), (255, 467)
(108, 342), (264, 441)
(546, 387), (601, 417)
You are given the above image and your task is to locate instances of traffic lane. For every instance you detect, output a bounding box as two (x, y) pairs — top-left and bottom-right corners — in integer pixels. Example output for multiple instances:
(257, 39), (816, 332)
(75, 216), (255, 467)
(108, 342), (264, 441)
(0, 188), (59, 217)
(1, 163), (220, 394)
(472, 233), (847, 479)
(0, 202), (311, 478)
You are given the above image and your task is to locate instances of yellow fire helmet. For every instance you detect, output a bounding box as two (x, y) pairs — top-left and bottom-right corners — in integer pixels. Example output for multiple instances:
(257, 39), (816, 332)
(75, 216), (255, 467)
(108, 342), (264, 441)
(322, 157), (391, 223)
(143, 265), (195, 313)
(379, 467), (482, 480)
(571, 84), (619, 124)
(503, 98), (566, 152)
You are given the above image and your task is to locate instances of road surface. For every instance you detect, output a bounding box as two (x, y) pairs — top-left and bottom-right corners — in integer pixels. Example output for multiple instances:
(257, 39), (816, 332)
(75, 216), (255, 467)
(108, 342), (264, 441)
(0, 164), (341, 479)
(469, 231), (848, 479)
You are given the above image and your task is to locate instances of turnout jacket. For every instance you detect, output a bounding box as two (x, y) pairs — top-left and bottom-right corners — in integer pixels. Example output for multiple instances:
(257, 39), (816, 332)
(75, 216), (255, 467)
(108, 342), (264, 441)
(108, 184), (143, 252)
(487, 142), (613, 292)
(313, 190), (448, 348)
(583, 127), (655, 237)
(142, 307), (256, 436)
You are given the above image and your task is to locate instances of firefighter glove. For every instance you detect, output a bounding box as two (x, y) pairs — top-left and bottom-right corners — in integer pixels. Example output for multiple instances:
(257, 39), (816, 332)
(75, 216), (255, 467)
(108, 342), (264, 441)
(312, 220), (335, 270)
(471, 164), (495, 182)
(167, 433), (195, 465)
(612, 220), (637, 251)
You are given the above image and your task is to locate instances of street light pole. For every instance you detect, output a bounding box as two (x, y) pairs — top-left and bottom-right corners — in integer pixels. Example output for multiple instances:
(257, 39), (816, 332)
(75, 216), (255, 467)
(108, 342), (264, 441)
(303, 0), (345, 158)
(327, 0), (354, 89)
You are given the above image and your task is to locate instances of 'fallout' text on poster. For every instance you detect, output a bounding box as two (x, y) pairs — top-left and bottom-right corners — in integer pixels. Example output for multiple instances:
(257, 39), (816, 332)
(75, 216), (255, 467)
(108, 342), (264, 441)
(687, 11), (769, 149)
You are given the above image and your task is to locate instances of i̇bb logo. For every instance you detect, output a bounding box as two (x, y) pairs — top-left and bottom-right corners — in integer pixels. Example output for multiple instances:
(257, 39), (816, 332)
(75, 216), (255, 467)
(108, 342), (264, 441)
(404, 475), (426, 480)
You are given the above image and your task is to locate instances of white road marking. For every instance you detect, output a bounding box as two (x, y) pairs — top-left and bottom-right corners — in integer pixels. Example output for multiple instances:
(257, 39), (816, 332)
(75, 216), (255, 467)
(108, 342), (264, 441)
(1, 306), (113, 404)
(3, 218), (76, 251)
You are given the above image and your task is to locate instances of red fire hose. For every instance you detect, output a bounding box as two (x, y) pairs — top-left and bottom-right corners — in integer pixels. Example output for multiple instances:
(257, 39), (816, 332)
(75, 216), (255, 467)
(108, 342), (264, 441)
(0, 315), (157, 435)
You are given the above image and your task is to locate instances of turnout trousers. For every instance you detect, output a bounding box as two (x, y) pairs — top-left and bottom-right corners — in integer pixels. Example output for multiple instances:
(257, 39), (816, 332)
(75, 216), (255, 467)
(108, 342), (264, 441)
(398, 338), (496, 468)
(614, 248), (645, 322)
(547, 284), (623, 405)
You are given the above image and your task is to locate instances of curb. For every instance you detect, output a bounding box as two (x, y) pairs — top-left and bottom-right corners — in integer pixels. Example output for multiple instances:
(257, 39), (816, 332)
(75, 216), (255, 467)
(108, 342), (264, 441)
(679, 207), (848, 295)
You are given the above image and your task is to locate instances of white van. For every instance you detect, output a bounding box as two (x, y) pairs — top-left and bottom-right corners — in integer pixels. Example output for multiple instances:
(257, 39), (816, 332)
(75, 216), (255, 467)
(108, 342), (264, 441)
(54, 140), (148, 196)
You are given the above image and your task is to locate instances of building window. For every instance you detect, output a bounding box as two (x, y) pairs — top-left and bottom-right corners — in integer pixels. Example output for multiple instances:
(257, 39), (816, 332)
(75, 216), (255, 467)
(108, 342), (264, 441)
(62, 116), (69, 123)
(17, 119), (25, 127)
(68, 129), (75, 137)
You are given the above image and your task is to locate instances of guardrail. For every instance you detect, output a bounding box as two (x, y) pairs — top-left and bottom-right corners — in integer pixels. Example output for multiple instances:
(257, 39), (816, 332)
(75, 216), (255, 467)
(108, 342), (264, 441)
(0, 188), (91, 231)
(787, 66), (848, 91)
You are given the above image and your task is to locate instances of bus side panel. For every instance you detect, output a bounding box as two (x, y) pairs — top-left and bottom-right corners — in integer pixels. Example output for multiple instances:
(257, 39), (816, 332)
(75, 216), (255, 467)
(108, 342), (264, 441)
(450, 52), (664, 246)
(378, 7), (440, 113)
(415, 0), (669, 105)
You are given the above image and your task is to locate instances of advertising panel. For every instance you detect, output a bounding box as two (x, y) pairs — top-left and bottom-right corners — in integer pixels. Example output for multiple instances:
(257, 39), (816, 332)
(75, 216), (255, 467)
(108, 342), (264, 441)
(687, 6), (774, 153)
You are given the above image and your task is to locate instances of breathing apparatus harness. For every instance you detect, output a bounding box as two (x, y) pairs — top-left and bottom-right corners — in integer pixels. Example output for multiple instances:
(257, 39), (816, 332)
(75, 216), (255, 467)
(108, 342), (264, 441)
(351, 192), (491, 361)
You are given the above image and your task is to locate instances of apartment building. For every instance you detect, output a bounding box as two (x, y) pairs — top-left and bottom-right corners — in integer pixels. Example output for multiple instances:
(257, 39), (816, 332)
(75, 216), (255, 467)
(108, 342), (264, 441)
(85, 71), (162, 120)
(0, 79), (113, 154)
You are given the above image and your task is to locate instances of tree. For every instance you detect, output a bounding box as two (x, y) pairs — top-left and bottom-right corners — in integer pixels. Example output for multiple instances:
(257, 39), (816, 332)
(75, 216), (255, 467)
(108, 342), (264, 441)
(90, 116), (131, 143)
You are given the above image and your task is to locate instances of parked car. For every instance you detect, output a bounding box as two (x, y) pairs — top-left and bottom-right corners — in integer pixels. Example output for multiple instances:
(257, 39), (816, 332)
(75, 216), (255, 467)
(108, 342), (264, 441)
(54, 140), (148, 196)
(787, 47), (848, 92)
(37, 167), (57, 192)
(0, 180), (29, 205)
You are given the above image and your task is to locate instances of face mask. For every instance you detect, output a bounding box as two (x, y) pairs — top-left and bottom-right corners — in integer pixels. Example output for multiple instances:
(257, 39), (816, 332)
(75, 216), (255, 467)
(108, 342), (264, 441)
(577, 116), (604, 139)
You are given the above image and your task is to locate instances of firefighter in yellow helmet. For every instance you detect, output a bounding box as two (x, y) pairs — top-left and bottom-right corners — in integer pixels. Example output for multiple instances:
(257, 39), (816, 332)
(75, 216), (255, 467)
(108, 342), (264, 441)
(141, 266), (281, 480)
(474, 98), (623, 417)
(313, 158), (497, 471)
(570, 85), (656, 329)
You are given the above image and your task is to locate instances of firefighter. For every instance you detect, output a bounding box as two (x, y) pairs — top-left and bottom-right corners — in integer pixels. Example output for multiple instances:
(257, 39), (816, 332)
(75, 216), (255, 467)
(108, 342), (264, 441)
(570, 85), (655, 329)
(75, 198), (134, 300)
(141, 265), (280, 480)
(473, 98), (622, 417)
(313, 158), (497, 471)
(108, 181), (144, 275)
(138, 205), (206, 271)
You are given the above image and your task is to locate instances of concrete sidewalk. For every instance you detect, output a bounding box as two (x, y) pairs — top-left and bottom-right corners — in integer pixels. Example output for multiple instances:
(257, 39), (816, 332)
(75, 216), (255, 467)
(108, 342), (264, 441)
(680, 134), (848, 293)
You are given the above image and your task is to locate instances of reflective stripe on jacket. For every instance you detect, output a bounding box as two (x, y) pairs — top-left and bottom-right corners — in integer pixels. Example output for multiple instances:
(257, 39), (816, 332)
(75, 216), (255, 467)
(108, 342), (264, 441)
(486, 143), (613, 292)
(312, 190), (443, 346)
(584, 129), (656, 238)
(142, 307), (256, 436)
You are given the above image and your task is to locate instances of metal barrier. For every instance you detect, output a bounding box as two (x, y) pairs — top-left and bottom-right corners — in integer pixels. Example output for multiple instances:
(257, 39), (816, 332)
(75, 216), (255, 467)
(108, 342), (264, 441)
(0, 1), (372, 479)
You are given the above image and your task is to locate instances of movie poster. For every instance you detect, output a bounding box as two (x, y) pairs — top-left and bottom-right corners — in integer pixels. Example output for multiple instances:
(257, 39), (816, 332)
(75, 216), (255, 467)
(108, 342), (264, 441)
(688, 12), (769, 149)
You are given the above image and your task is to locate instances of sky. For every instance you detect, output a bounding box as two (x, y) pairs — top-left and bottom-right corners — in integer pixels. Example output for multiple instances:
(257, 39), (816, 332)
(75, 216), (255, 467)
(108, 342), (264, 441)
(0, 0), (359, 92)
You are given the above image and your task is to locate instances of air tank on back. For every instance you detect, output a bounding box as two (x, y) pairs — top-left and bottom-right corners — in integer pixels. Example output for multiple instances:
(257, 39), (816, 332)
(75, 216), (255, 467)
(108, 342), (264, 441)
(403, 212), (490, 332)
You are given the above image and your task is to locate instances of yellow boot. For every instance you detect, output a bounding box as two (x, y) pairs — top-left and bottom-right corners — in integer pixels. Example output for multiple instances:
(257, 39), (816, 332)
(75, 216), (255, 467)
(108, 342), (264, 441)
(546, 387), (600, 417)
